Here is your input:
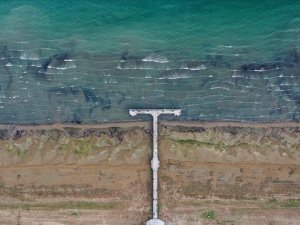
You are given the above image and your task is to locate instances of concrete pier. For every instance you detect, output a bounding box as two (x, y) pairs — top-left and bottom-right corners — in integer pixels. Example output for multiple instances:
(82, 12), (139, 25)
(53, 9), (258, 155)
(129, 109), (181, 225)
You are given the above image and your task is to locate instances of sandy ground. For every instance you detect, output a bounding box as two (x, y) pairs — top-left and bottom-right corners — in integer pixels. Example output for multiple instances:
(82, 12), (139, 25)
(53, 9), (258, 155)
(0, 121), (299, 224)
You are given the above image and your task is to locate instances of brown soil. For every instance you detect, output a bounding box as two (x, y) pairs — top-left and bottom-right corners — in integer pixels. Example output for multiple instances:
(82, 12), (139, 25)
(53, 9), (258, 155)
(0, 122), (299, 225)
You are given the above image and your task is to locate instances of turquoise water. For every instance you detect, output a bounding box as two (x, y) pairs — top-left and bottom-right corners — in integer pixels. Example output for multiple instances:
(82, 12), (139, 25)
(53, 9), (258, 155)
(0, 0), (300, 124)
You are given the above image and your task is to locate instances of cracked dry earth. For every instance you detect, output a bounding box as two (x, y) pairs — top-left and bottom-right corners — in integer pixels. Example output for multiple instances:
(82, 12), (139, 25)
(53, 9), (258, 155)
(0, 122), (299, 225)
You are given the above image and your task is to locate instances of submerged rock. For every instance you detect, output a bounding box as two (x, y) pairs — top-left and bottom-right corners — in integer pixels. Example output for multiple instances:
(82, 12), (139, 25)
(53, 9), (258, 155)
(82, 88), (111, 112)
(206, 54), (231, 68)
(240, 62), (281, 72)
(48, 86), (80, 97)
(36, 52), (72, 79)
(283, 48), (300, 65)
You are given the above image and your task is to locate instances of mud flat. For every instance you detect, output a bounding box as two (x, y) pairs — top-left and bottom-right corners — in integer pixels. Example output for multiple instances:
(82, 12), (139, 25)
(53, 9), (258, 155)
(0, 121), (299, 225)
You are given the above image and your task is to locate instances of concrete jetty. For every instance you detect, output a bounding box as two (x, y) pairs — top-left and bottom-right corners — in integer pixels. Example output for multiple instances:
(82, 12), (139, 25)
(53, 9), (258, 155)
(129, 109), (182, 225)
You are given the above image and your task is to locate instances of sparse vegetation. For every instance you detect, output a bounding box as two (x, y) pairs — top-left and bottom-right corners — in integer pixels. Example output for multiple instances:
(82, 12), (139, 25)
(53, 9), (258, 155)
(174, 138), (269, 152)
(175, 138), (231, 152)
(74, 138), (94, 157)
(282, 199), (300, 208)
(71, 210), (79, 216)
(202, 210), (217, 219)
(265, 198), (278, 209)
(6, 143), (27, 159)
(16, 148), (27, 159)
(264, 199), (300, 208)
(6, 143), (14, 153)
(0, 201), (119, 211)
(176, 139), (206, 146)
(157, 204), (161, 215)
(185, 200), (204, 207)
(0, 126), (298, 224)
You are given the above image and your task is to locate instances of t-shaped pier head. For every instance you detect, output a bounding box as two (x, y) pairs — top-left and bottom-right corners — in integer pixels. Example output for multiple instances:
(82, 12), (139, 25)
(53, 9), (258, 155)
(129, 109), (182, 225)
(129, 109), (182, 117)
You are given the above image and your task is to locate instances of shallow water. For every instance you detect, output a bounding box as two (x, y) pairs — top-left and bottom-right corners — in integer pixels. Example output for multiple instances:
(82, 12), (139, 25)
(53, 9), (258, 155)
(0, 0), (300, 124)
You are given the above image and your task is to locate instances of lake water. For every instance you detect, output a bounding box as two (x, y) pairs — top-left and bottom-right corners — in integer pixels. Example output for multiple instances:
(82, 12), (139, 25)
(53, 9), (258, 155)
(0, 0), (300, 124)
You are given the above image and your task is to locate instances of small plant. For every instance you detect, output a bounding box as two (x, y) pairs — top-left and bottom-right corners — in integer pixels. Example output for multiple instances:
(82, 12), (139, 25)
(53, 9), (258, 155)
(157, 204), (162, 215)
(6, 143), (27, 159)
(71, 210), (79, 216)
(6, 143), (14, 153)
(177, 139), (202, 145)
(282, 199), (300, 208)
(74, 138), (93, 157)
(202, 210), (216, 219)
(16, 148), (27, 159)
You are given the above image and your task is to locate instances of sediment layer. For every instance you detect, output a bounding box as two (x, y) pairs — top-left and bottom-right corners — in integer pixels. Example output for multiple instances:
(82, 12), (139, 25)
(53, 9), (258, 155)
(0, 122), (299, 225)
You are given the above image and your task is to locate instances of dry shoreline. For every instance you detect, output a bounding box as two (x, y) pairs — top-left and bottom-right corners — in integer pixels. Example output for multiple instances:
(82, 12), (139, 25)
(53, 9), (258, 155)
(0, 120), (299, 131)
(0, 120), (299, 224)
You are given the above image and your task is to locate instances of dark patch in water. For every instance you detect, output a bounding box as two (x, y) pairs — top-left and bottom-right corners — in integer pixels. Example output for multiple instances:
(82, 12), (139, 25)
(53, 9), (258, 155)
(206, 54), (231, 68)
(119, 59), (143, 69)
(70, 109), (84, 124)
(46, 53), (70, 68)
(0, 45), (13, 92)
(118, 50), (143, 69)
(37, 52), (71, 79)
(185, 61), (204, 68)
(82, 88), (98, 103)
(71, 114), (82, 124)
(283, 48), (300, 66)
(121, 50), (140, 61)
(240, 62), (281, 72)
(0, 45), (10, 59)
(48, 86), (80, 97)
(121, 50), (130, 61)
(82, 88), (111, 113)
(40, 58), (51, 73)
(116, 91), (126, 105)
